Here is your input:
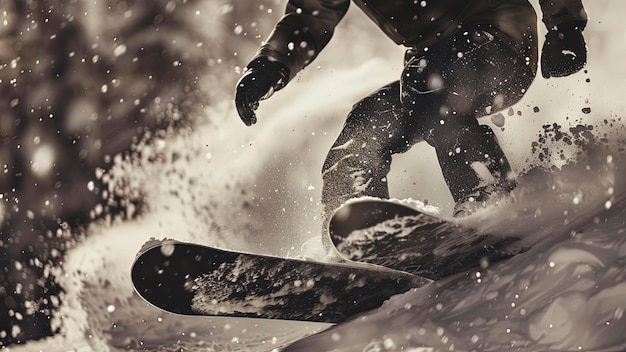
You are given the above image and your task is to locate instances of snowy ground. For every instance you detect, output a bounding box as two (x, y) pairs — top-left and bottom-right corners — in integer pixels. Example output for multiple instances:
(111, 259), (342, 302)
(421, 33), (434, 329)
(5, 1), (626, 351)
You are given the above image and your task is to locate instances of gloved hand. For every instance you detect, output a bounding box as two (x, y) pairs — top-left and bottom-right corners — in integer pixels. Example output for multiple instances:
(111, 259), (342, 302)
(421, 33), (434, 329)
(234, 56), (290, 126)
(541, 21), (587, 79)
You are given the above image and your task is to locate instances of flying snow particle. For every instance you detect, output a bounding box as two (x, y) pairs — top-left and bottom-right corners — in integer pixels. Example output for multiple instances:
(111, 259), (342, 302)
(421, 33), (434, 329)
(491, 113), (505, 127)
(113, 44), (127, 57)
(607, 187), (614, 196)
(160, 243), (175, 257)
(384, 338), (396, 349)
(31, 145), (55, 177)
(11, 325), (21, 338)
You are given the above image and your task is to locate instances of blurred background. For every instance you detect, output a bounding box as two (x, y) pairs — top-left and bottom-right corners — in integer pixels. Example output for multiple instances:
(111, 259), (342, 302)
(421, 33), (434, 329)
(0, 0), (624, 349)
(0, 0), (282, 345)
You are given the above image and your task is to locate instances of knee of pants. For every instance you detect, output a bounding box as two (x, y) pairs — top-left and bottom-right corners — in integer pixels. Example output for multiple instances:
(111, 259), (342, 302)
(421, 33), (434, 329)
(400, 56), (446, 101)
(399, 56), (462, 137)
(321, 138), (386, 177)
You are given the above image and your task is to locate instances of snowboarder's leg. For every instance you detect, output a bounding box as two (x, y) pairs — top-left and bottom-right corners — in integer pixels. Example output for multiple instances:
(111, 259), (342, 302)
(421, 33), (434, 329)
(321, 82), (423, 246)
(435, 124), (516, 216)
(400, 27), (535, 216)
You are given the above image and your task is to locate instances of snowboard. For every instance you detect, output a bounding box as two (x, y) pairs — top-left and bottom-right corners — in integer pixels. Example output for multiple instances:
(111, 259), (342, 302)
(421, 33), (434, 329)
(329, 199), (529, 280)
(131, 240), (430, 324)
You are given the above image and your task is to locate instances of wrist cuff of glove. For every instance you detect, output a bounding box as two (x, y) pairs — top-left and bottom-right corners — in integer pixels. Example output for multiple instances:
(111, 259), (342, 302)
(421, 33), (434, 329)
(246, 56), (291, 91)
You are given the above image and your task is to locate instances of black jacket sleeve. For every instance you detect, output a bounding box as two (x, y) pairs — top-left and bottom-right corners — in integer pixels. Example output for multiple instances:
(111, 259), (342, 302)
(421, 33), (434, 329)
(253, 0), (350, 83)
(539, 0), (587, 30)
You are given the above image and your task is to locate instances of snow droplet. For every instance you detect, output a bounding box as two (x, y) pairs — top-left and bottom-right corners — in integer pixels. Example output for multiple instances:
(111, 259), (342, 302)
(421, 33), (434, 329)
(113, 44), (127, 57)
(614, 307), (624, 320)
(11, 325), (21, 338)
(383, 337), (396, 349)
(480, 257), (490, 268)
(160, 243), (175, 257)
(31, 145), (55, 177)
(491, 113), (505, 127)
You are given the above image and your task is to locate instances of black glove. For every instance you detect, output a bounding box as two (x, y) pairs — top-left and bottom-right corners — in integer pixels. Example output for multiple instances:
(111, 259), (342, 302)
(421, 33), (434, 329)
(541, 21), (587, 79)
(234, 56), (290, 126)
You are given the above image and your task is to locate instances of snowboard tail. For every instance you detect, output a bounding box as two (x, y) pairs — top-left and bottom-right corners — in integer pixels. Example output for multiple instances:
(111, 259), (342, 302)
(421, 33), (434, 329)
(131, 240), (429, 323)
(330, 199), (528, 280)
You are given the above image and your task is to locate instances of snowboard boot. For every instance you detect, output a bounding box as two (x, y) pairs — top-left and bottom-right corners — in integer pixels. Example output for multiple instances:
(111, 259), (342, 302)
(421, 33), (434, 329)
(452, 183), (516, 217)
(435, 124), (516, 217)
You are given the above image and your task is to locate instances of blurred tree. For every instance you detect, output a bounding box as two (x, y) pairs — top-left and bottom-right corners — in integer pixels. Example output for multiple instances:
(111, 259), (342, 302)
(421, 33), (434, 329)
(0, 0), (272, 345)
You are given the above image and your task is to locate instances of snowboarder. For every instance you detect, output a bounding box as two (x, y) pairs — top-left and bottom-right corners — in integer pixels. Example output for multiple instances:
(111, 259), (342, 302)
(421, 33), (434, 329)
(234, 0), (588, 246)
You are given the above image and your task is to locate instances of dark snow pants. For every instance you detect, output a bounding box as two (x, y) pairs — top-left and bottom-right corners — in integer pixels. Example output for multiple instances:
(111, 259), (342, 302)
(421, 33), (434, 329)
(321, 26), (536, 228)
